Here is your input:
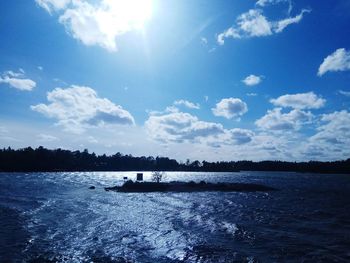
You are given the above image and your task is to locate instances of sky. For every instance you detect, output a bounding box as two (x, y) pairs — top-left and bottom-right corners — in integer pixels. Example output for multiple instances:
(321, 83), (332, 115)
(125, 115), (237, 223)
(1, 0), (350, 162)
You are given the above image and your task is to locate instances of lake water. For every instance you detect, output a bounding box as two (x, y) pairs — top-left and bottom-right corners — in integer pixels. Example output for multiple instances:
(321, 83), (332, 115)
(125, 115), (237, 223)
(0, 171), (349, 262)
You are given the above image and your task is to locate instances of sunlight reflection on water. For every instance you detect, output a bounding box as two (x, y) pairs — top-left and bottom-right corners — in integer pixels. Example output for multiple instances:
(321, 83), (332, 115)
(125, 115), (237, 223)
(0, 171), (349, 262)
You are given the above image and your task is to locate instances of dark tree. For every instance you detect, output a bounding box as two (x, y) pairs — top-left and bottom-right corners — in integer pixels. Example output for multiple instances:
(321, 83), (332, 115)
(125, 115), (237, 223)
(0, 146), (349, 174)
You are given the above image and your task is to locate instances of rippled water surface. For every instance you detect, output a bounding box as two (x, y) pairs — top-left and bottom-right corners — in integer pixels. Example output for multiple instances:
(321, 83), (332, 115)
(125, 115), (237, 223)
(0, 171), (350, 262)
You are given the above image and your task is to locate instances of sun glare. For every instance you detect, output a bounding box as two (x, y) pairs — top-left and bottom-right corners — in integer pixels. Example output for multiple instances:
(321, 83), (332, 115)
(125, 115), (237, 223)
(103, 0), (153, 30)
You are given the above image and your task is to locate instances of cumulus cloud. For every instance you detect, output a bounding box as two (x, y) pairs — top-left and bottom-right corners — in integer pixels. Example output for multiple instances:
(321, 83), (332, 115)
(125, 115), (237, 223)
(237, 9), (272, 37)
(318, 48), (350, 76)
(217, 8), (310, 45)
(310, 110), (350, 145)
(37, 0), (152, 52)
(302, 110), (350, 160)
(230, 128), (255, 145)
(254, 90), (324, 150)
(212, 98), (248, 120)
(217, 9), (271, 45)
(145, 110), (254, 146)
(146, 112), (222, 143)
(255, 108), (313, 131)
(31, 85), (134, 133)
(174, 99), (200, 109)
(270, 92), (326, 109)
(242, 74), (262, 86)
(0, 70), (36, 91)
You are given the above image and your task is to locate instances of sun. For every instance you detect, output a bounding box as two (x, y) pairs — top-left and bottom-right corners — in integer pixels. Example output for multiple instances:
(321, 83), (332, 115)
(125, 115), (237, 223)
(102, 0), (154, 31)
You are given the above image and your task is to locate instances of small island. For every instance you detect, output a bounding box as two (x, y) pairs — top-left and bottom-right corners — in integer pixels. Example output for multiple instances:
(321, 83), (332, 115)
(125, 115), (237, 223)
(104, 180), (276, 193)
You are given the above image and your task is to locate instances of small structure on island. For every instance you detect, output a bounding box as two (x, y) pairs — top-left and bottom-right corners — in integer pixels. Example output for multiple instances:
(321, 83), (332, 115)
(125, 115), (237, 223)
(136, 173), (143, 181)
(123, 176), (128, 182)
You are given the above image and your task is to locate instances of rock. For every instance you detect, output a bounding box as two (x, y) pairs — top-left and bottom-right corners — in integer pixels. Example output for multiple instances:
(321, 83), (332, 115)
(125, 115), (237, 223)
(89, 186), (95, 190)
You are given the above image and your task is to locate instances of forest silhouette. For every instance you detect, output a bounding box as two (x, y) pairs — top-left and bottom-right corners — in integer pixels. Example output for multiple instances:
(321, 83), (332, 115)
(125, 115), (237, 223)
(0, 146), (349, 174)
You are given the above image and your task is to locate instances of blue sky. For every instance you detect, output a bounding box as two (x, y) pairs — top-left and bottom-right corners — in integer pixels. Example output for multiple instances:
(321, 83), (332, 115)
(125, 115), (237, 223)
(1, 0), (350, 161)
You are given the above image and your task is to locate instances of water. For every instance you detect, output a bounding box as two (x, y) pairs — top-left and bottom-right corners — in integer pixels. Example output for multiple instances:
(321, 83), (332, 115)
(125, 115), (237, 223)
(0, 171), (349, 262)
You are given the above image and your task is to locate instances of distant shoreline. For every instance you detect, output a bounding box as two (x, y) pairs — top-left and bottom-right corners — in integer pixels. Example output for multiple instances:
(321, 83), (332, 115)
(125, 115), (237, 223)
(0, 146), (349, 174)
(0, 170), (349, 175)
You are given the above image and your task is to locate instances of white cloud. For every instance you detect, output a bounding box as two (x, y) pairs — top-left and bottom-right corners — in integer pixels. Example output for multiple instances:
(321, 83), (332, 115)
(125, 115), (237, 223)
(310, 110), (350, 145)
(255, 108), (313, 131)
(35, 0), (71, 13)
(145, 110), (254, 146)
(0, 70), (36, 91)
(217, 9), (271, 44)
(174, 99), (200, 109)
(230, 128), (255, 145)
(256, 0), (288, 7)
(146, 111), (223, 143)
(31, 85), (134, 133)
(212, 98), (248, 119)
(242, 74), (262, 86)
(338, 90), (350, 97)
(165, 106), (179, 113)
(58, 1), (117, 52)
(1, 78), (36, 90)
(270, 92), (326, 109)
(5, 70), (23, 77)
(238, 9), (272, 37)
(275, 9), (310, 33)
(318, 48), (350, 76)
(250, 131), (302, 159)
(148, 105), (180, 116)
(217, 8), (310, 45)
(217, 28), (241, 45)
(38, 0), (153, 52)
(301, 145), (327, 159)
(304, 110), (350, 160)
(256, 0), (271, 6)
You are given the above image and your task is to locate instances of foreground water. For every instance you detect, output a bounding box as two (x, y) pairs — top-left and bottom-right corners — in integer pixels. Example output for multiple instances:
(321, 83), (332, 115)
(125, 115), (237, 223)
(0, 171), (349, 262)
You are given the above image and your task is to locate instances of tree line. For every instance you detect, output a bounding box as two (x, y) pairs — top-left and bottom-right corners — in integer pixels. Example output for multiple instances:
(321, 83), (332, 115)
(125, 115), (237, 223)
(0, 146), (349, 174)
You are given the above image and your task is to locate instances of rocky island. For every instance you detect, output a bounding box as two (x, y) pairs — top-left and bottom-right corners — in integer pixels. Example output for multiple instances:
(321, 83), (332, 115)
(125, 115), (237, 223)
(104, 180), (276, 193)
